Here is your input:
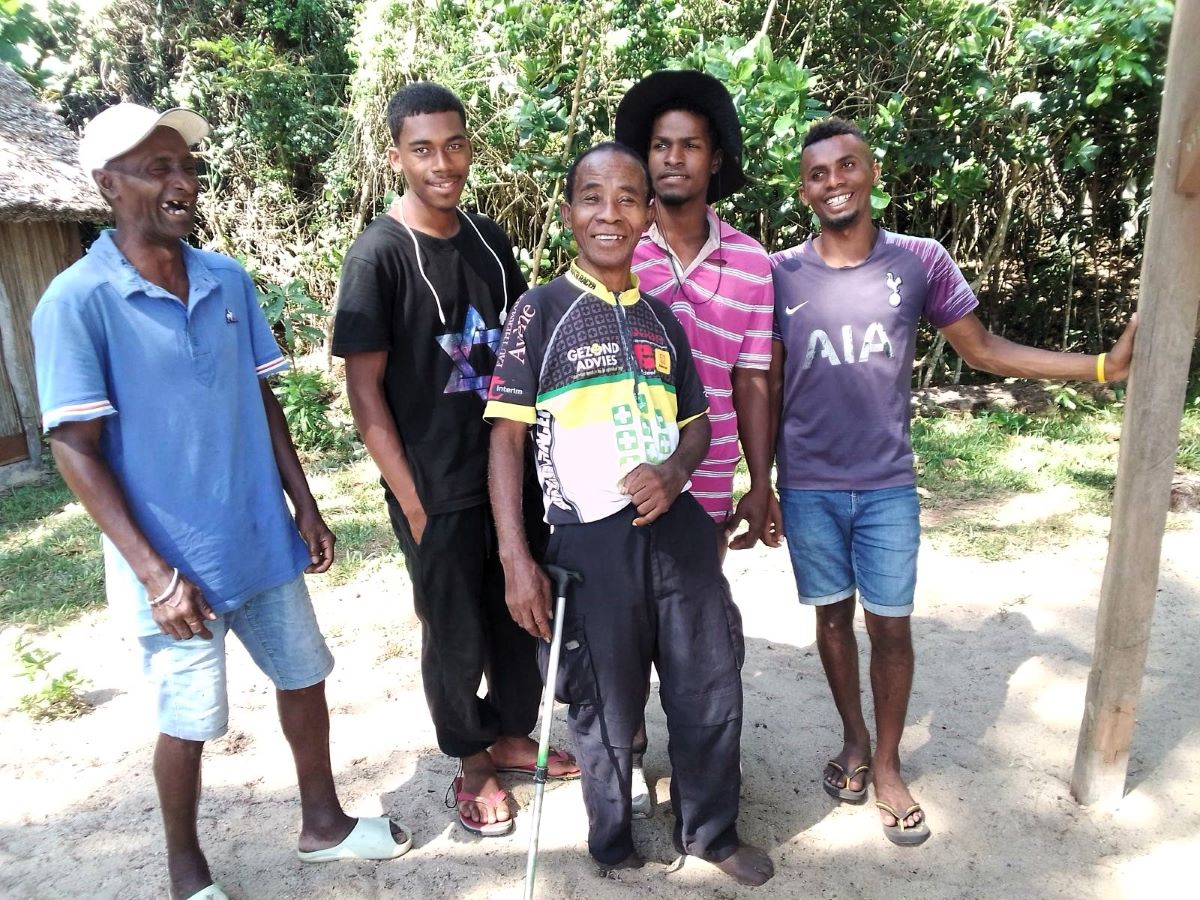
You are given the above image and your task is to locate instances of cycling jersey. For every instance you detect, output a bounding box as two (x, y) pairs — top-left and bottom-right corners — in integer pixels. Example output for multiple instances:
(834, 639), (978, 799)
(485, 263), (708, 525)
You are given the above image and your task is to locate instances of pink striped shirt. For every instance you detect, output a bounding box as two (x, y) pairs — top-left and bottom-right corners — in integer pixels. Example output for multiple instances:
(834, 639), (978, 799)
(631, 209), (774, 521)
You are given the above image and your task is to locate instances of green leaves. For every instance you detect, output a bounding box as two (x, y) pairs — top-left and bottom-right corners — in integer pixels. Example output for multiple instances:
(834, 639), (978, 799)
(257, 279), (329, 356)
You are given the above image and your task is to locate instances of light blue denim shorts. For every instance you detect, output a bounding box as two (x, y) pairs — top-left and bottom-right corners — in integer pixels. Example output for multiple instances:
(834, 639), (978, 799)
(137, 574), (334, 741)
(779, 485), (921, 618)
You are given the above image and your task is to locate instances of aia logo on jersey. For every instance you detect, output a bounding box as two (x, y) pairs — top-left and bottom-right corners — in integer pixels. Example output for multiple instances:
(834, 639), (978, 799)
(802, 323), (895, 370)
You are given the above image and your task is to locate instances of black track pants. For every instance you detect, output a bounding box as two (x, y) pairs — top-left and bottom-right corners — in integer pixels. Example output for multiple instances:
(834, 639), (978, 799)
(389, 495), (546, 758)
(544, 494), (746, 865)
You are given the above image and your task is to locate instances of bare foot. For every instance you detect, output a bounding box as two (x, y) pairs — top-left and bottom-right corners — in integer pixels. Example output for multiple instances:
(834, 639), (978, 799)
(824, 740), (871, 799)
(872, 763), (924, 830)
(489, 735), (580, 777)
(710, 844), (775, 887)
(458, 751), (511, 827)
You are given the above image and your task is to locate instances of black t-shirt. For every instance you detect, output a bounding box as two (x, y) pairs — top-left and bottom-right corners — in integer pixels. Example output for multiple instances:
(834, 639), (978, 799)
(332, 211), (528, 513)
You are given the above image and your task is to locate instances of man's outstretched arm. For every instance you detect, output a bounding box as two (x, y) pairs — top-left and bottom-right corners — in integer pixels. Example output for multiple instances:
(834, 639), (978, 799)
(941, 312), (1138, 382)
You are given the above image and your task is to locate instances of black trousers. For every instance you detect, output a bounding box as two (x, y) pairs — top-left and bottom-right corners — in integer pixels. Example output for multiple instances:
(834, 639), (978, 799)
(544, 494), (745, 865)
(388, 493), (547, 758)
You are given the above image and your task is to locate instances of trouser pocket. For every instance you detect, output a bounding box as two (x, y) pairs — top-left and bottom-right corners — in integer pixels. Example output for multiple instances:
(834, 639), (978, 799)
(538, 619), (599, 705)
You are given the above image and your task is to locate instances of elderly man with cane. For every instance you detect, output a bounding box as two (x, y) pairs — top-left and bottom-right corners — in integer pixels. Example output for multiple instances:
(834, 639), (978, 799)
(486, 141), (774, 886)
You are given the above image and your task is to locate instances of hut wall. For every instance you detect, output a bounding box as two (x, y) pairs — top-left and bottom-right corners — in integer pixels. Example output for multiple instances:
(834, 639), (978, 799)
(0, 218), (83, 483)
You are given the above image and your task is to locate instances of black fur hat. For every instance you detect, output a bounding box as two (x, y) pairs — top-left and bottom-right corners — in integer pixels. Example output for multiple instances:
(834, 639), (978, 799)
(615, 70), (748, 203)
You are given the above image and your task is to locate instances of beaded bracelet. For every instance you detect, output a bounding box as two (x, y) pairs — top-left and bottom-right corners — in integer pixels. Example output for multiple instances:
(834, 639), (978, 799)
(148, 568), (180, 607)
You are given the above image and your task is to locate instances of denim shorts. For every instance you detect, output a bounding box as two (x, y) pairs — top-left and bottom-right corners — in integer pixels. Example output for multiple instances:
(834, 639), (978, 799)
(137, 574), (334, 741)
(779, 485), (921, 618)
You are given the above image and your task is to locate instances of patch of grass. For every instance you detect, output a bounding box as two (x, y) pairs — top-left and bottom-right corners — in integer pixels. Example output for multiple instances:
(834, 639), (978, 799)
(928, 511), (1087, 561)
(0, 475), (104, 628)
(915, 403), (1128, 558)
(306, 458), (402, 586)
(1178, 401), (1200, 472)
(913, 414), (1036, 503)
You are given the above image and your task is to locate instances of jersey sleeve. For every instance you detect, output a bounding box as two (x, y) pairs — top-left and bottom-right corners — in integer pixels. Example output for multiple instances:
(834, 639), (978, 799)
(920, 240), (979, 328)
(243, 271), (289, 378)
(31, 291), (117, 432)
(331, 249), (394, 356)
(484, 291), (541, 424)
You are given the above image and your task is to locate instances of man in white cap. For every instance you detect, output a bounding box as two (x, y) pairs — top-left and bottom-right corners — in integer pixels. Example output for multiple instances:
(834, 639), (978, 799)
(31, 104), (410, 900)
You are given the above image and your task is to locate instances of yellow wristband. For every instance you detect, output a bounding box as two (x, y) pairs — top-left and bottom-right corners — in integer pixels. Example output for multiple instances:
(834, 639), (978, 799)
(1096, 352), (1107, 384)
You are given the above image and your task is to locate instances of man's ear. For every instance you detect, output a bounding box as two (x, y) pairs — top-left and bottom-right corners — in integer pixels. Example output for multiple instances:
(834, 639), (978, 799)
(93, 168), (117, 202)
(645, 200), (656, 229)
(386, 145), (403, 174)
(559, 200), (571, 226)
(711, 147), (724, 175)
(871, 159), (881, 185)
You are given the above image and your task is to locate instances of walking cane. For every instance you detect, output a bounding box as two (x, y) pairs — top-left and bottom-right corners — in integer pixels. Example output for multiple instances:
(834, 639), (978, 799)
(524, 563), (583, 900)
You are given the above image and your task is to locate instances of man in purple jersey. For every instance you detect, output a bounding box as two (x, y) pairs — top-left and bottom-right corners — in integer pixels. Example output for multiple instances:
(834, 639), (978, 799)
(769, 118), (1137, 846)
(615, 69), (779, 819)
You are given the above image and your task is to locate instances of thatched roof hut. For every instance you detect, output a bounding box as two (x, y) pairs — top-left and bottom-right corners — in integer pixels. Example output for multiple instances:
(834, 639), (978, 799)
(0, 61), (108, 485)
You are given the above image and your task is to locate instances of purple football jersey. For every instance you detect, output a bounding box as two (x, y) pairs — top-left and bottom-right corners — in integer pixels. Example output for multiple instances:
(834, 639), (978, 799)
(770, 229), (978, 490)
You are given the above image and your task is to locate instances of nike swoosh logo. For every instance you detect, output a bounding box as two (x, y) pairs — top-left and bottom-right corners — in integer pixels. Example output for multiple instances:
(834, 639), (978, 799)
(785, 301), (809, 315)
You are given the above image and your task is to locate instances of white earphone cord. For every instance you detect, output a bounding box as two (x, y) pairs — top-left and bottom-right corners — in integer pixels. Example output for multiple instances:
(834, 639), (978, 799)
(397, 200), (509, 326)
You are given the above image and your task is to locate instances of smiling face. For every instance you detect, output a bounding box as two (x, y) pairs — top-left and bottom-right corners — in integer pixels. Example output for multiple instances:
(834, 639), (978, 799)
(648, 109), (722, 207)
(799, 132), (880, 231)
(561, 148), (653, 292)
(98, 126), (200, 245)
(388, 109), (471, 226)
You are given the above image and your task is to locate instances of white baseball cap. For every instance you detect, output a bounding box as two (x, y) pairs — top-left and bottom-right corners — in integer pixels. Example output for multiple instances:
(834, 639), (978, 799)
(78, 103), (210, 177)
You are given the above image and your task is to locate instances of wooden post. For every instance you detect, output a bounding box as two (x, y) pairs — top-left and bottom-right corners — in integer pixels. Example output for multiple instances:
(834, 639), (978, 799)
(1071, 0), (1200, 805)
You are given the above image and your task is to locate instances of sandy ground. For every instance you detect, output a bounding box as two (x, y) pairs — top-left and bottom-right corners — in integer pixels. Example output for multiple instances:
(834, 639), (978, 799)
(1, 498), (1198, 900)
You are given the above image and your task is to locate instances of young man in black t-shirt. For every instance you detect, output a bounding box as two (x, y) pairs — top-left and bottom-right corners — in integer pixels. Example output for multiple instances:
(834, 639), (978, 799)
(332, 82), (578, 838)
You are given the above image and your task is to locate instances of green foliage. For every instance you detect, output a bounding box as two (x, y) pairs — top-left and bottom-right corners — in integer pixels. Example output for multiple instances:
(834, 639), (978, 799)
(12, 635), (91, 721)
(15, 0), (1171, 384)
(257, 278), (328, 356)
(0, 475), (104, 628)
(0, 0), (79, 89)
(1047, 383), (1099, 413)
(271, 369), (349, 454)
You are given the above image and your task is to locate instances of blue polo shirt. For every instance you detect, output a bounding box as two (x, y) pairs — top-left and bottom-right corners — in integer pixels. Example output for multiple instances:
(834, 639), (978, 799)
(32, 231), (311, 636)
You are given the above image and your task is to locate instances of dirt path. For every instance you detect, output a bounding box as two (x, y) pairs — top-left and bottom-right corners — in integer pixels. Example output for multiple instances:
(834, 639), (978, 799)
(1, 504), (1197, 899)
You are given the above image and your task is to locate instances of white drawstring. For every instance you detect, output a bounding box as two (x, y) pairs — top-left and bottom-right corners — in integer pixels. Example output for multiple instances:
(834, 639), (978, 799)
(395, 199), (509, 326)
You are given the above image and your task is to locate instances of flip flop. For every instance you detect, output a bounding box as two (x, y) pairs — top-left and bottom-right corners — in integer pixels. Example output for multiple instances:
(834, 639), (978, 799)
(494, 747), (581, 780)
(183, 886), (229, 900)
(875, 800), (932, 846)
(296, 816), (412, 862)
(822, 760), (870, 803)
(451, 775), (514, 837)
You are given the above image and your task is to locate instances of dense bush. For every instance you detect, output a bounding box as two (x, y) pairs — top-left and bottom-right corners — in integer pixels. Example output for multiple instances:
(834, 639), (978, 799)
(5, 0), (1173, 383)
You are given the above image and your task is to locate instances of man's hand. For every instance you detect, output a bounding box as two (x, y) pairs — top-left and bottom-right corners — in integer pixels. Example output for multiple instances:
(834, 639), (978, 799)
(728, 485), (782, 550)
(295, 504), (336, 573)
(1102, 313), (1138, 382)
(149, 571), (216, 641)
(760, 490), (784, 548)
(620, 460), (688, 526)
(503, 553), (553, 640)
(401, 499), (428, 546)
